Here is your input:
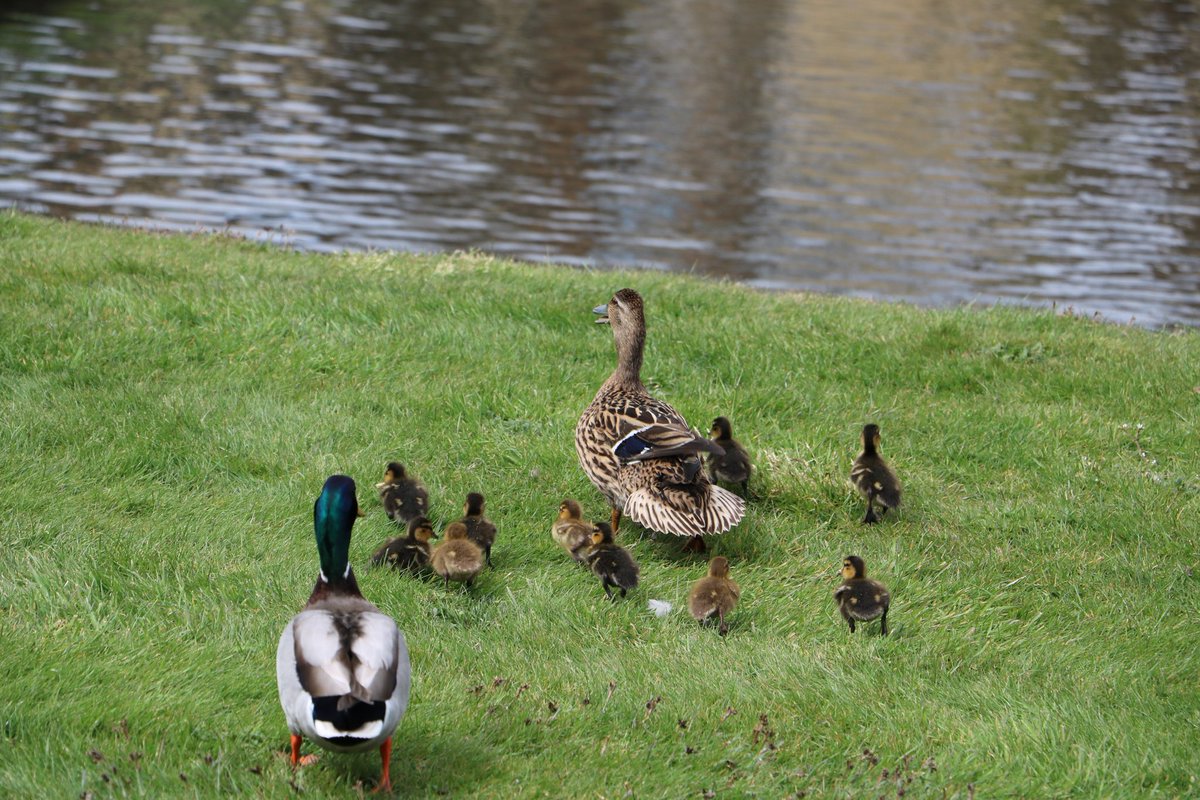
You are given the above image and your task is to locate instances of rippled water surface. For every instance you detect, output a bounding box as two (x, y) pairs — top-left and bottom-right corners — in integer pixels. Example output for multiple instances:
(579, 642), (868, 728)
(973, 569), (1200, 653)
(2, 0), (1198, 326)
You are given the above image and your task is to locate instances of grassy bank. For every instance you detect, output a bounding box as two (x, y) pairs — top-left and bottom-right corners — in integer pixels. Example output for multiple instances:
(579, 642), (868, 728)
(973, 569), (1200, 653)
(1, 211), (1198, 799)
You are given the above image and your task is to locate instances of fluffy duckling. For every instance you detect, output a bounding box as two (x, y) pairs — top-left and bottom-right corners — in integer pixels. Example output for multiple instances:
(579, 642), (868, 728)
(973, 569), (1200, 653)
(688, 556), (741, 635)
(376, 461), (429, 524)
(834, 555), (890, 635)
(430, 521), (485, 589)
(552, 499), (594, 563)
(850, 424), (901, 524)
(707, 416), (752, 496)
(585, 522), (640, 601)
(370, 516), (437, 571)
(459, 492), (497, 567)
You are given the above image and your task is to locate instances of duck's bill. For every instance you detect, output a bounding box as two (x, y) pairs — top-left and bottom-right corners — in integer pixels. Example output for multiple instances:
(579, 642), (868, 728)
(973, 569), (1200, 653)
(593, 304), (610, 324)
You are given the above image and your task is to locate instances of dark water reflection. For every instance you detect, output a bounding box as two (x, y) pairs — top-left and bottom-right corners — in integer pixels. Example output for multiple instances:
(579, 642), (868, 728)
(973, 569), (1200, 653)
(1, 0), (1198, 326)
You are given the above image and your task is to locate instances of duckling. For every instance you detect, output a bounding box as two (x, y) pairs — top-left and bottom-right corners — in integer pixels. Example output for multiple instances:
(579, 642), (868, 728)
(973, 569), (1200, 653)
(376, 461), (429, 524)
(850, 424), (901, 524)
(458, 492), (497, 567)
(370, 516), (437, 571)
(834, 555), (890, 635)
(552, 499), (594, 563)
(585, 522), (640, 601)
(430, 522), (485, 589)
(707, 416), (752, 496)
(688, 556), (741, 635)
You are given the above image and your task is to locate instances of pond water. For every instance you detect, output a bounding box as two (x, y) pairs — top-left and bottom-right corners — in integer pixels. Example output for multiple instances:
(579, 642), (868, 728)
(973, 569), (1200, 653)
(1, 0), (1198, 327)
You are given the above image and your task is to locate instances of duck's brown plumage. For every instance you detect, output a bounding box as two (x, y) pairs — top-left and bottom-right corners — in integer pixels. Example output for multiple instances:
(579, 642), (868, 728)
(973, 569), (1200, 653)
(552, 499), (593, 562)
(850, 424), (901, 524)
(688, 556), (741, 635)
(834, 555), (890, 635)
(575, 289), (745, 540)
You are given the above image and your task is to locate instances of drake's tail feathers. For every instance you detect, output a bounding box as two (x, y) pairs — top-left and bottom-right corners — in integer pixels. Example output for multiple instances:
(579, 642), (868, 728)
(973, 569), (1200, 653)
(625, 484), (745, 537)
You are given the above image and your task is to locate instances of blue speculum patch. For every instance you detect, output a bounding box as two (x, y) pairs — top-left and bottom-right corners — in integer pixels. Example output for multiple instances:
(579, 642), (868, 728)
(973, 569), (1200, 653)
(614, 433), (653, 460)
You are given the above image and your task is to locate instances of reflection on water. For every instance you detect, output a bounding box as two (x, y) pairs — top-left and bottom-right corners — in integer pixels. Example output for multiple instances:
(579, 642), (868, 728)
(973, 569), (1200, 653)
(1, 0), (1198, 326)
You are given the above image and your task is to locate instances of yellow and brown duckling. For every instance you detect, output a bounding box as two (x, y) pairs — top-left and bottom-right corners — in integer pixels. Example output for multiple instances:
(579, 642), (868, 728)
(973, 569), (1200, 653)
(688, 556), (741, 635)
(370, 516), (437, 571)
(376, 461), (429, 525)
(430, 522), (485, 589)
(585, 522), (640, 601)
(834, 555), (890, 635)
(850, 424), (901, 524)
(459, 492), (497, 567)
(552, 499), (593, 563)
(707, 416), (752, 497)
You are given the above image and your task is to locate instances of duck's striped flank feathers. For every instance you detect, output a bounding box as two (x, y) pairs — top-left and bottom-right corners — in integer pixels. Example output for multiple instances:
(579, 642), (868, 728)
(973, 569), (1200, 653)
(625, 483), (744, 537)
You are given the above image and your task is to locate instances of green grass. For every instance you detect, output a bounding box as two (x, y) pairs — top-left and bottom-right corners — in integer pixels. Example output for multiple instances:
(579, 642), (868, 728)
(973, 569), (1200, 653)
(1, 210), (1198, 799)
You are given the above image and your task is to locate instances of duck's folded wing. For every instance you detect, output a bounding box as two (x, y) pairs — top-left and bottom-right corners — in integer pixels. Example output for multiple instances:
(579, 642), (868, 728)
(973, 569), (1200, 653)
(292, 610), (399, 701)
(292, 611), (353, 697)
(614, 421), (724, 463)
(349, 612), (400, 700)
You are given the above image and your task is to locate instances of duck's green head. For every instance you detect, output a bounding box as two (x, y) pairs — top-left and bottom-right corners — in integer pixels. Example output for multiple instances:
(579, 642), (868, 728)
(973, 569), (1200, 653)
(313, 475), (363, 581)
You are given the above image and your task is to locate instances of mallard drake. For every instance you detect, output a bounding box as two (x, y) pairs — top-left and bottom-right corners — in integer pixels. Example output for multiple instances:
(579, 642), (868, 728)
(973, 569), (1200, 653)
(276, 475), (410, 792)
(586, 521), (640, 601)
(688, 556), (741, 635)
(430, 521), (484, 589)
(459, 492), (497, 567)
(370, 516), (437, 571)
(834, 555), (890, 635)
(707, 416), (752, 496)
(376, 461), (429, 525)
(850, 424), (901, 524)
(552, 499), (593, 562)
(575, 289), (745, 550)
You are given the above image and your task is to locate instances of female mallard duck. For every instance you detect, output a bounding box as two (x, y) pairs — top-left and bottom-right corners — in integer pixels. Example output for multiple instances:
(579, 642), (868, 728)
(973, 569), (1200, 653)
(586, 521), (640, 601)
(688, 556), (741, 635)
(850, 424), (901, 524)
(575, 289), (745, 550)
(430, 521), (485, 589)
(458, 492), (497, 567)
(376, 461), (429, 525)
(707, 416), (752, 496)
(834, 555), (890, 635)
(552, 499), (593, 562)
(370, 516), (436, 571)
(276, 475), (410, 792)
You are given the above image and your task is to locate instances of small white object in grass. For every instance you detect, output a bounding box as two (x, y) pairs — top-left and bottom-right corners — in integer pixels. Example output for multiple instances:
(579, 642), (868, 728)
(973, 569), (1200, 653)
(647, 599), (672, 618)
